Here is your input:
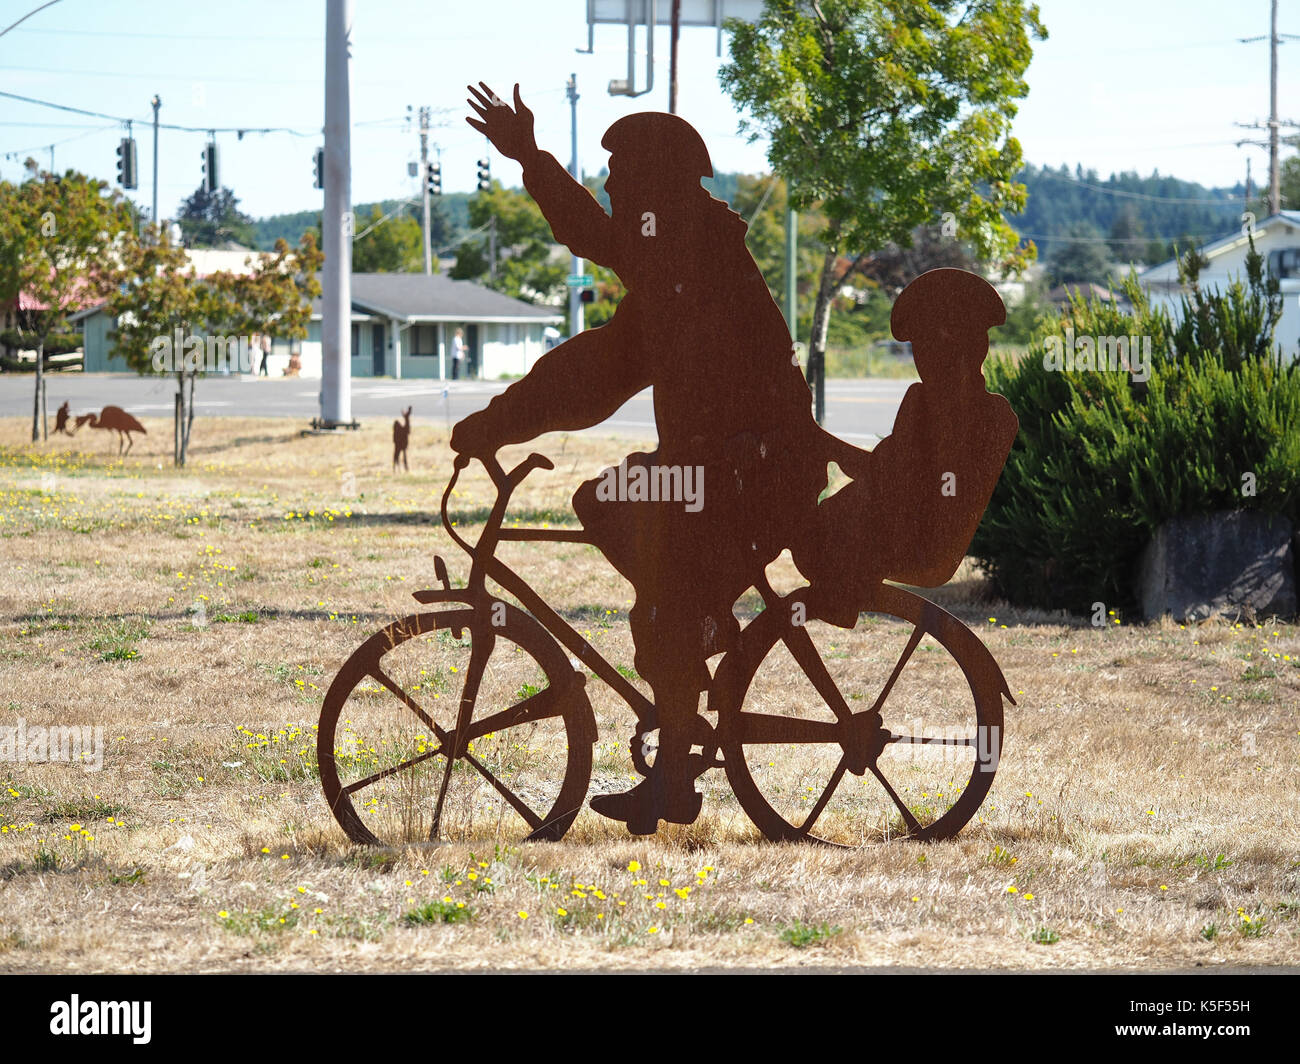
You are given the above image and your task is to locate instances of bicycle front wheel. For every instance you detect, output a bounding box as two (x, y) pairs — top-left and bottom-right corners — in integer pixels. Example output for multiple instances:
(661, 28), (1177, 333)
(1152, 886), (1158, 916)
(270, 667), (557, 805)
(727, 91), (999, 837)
(319, 598), (596, 846)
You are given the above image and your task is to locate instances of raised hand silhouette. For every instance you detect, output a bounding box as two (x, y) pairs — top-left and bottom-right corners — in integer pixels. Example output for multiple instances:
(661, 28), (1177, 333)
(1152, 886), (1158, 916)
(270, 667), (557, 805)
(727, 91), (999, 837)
(465, 82), (536, 162)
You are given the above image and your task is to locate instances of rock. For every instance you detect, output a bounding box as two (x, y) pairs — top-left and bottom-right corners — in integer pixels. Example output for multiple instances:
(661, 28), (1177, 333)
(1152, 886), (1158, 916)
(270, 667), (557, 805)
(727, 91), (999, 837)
(1139, 510), (1296, 622)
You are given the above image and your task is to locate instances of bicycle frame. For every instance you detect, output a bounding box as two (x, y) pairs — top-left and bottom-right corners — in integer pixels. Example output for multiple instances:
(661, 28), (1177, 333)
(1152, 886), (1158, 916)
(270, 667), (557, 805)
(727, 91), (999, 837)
(439, 453), (658, 734)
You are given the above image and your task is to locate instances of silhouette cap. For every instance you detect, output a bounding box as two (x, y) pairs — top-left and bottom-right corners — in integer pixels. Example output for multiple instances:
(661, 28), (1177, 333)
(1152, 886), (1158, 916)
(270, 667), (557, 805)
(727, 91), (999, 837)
(601, 112), (714, 181)
(891, 268), (1006, 342)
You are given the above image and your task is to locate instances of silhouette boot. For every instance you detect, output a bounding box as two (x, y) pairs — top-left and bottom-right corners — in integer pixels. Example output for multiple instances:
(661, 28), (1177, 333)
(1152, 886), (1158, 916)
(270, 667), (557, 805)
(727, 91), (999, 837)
(590, 715), (703, 834)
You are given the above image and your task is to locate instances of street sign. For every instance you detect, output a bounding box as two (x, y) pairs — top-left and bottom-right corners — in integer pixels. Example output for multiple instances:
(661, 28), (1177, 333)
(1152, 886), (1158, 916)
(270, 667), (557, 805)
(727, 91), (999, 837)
(565, 274), (594, 287)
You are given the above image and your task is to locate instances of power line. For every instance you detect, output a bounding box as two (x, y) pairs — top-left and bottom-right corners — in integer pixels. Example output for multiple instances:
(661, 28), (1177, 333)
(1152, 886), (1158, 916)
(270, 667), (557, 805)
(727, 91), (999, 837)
(1, 123), (119, 162)
(1030, 168), (1247, 205)
(9, 25), (317, 42)
(1019, 231), (1226, 246)
(0, 0), (62, 39)
(353, 197), (419, 242)
(0, 89), (318, 136)
(0, 90), (450, 143)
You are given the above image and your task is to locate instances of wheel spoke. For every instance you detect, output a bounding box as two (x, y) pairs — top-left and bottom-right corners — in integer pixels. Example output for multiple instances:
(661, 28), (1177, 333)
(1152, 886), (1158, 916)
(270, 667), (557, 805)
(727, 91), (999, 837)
(869, 761), (922, 835)
(781, 623), (853, 724)
(800, 757), (847, 835)
(369, 666), (444, 739)
(736, 712), (842, 744)
(867, 624), (925, 717)
(431, 629), (495, 839)
(885, 733), (976, 748)
(463, 684), (565, 743)
(341, 745), (444, 796)
(462, 750), (543, 831)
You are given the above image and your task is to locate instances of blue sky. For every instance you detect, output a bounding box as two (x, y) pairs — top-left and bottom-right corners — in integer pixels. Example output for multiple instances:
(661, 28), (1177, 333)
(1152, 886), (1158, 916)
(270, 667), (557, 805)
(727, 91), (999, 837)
(1, 0), (1295, 221)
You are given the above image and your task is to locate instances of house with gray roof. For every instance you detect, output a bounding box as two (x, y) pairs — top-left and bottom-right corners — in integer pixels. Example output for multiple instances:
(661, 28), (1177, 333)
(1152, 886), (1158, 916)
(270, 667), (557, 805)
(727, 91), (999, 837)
(74, 270), (563, 380)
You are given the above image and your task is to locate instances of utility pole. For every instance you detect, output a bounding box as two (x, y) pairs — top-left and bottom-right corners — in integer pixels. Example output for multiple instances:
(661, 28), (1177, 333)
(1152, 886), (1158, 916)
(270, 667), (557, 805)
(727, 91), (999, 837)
(567, 73), (583, 337)
(419, 105), (432, 274)
(1236, 1), (1300, 215)
(668, 0), (682, 114)
(1267, 0), (1280, 215)
(320, 0), (353, 429)
(785, 202), (797, 342)
(488, 214), (497, 284)
(151, 95), (160, 234)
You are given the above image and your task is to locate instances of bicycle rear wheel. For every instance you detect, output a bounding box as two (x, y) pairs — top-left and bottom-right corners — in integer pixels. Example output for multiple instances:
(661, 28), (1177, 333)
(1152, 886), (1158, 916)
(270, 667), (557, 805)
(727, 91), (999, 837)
(714, 584), (1009, 845)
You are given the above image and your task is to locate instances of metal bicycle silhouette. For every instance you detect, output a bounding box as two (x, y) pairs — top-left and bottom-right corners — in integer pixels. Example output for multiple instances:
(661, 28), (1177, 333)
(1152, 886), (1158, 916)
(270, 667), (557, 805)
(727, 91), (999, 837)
(318, 85), (1019, 846)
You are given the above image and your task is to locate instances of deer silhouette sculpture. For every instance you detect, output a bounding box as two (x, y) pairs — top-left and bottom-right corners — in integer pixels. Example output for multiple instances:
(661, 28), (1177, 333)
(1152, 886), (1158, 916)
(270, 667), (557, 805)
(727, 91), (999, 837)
(71, 405), (147, 455)
(392, 407), (412, 471)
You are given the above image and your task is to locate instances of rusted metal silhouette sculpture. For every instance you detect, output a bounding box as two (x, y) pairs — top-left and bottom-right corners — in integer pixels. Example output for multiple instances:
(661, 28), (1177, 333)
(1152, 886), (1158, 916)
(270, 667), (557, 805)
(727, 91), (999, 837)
(318, 86), (1019, 847)
(53, 401), (72, 436)
(71, 405), (147, 455)
(392, 407), (411, 472)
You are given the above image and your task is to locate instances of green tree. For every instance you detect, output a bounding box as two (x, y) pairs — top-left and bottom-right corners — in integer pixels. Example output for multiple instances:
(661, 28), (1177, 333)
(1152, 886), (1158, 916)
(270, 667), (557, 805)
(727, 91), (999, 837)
(582, 261), (625, 329)
(352, 204), (427, 272)
(1281, 152), (1300, 212)
(0, 160), (135, 441)
(1047, 221), (1111, 285)
(1106, 204), (1144, 261)
(847, 223), (976, 296)
(177, 185), (257, 248)
(108, 230), (321, 466)
(720, 0), (1045, 421)
(451, 182), (565, 303)
(732, 173), (825, 325)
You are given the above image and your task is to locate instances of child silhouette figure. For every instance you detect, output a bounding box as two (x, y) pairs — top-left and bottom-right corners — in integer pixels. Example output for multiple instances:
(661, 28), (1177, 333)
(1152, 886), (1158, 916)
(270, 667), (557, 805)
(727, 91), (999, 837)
(795, 269), (1019, 626)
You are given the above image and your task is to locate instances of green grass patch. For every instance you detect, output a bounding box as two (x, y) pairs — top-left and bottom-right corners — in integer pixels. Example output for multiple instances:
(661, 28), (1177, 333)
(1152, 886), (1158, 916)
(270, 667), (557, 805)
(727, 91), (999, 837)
(403, 900), (472, 926)
(779, 920), (841, 948)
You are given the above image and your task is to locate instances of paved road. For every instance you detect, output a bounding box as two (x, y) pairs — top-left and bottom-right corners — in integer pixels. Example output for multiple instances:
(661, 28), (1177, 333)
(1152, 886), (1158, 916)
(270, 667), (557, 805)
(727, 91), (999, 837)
(0, 374), (907, 444)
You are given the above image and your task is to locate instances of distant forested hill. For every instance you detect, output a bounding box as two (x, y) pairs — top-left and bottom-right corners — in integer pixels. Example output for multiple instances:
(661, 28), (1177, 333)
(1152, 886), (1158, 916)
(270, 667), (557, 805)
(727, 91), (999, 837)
(251, 193), (471, 251)
(1011, 164), (1244, 262)
(250, 164), (1249, 266)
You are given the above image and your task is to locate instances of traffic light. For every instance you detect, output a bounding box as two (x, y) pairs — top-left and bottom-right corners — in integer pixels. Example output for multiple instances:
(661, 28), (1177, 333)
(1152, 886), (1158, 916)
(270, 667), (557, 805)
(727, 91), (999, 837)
(313, 147), (324, 190)
(201, 141), (219, 194)
(476, 157), (491, 192)
(580, 288), (595, 303)
(115, 137), (137, 189)
(426, 161), (441, 196)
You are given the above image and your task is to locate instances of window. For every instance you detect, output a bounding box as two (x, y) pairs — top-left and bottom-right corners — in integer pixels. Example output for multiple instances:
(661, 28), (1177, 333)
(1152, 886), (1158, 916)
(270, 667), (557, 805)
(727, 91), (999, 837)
(350, 323), (361, 358)
(410, 324), (438, 356)
(1266, 248), (1300, 279)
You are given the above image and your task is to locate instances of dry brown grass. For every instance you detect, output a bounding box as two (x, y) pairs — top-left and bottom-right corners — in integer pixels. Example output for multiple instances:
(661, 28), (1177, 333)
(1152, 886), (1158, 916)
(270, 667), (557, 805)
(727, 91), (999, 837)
(0, 413), (1297, 972)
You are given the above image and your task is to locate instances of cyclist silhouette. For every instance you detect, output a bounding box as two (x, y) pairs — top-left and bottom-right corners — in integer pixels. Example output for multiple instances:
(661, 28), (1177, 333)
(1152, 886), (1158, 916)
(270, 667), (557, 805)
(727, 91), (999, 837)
(452, 83), (1016, 835)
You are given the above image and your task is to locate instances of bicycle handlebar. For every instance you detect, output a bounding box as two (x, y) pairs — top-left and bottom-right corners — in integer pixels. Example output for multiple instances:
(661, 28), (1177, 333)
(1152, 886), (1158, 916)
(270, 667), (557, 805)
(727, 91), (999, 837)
(440, 450), (556, 557)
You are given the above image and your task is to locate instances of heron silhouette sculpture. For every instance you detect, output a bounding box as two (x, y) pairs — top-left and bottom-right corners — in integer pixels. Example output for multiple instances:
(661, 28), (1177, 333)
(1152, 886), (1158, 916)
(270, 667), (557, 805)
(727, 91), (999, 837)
(72, 405), (147, 455)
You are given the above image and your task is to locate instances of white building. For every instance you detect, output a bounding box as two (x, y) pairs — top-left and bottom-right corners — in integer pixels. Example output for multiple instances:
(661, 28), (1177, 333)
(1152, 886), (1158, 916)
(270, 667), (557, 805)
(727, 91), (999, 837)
(75, 268), (562, 380)
(1139, 211), (1300, 360)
